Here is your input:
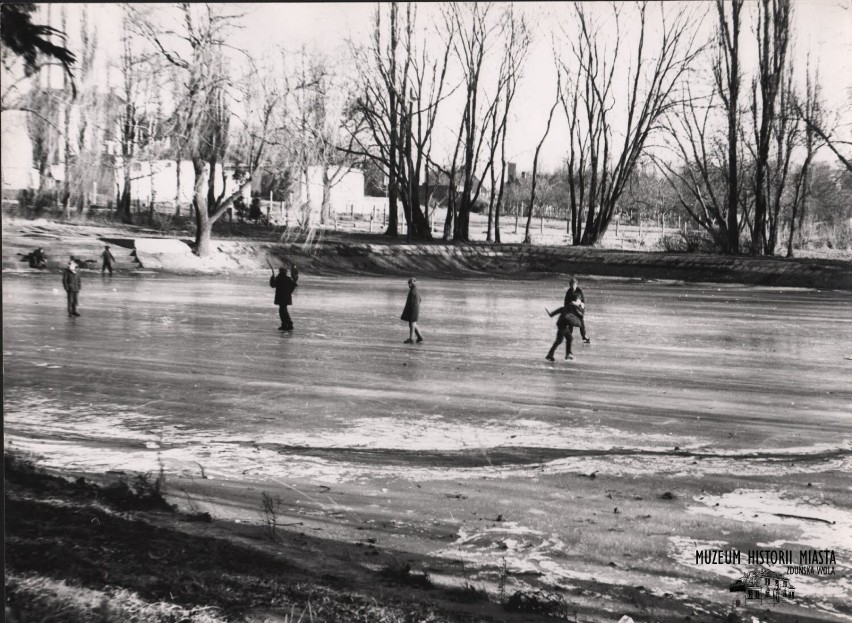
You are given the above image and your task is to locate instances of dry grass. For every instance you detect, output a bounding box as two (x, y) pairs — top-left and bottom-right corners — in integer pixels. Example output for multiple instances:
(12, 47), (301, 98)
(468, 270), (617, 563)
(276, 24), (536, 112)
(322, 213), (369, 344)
(5, 572), (228, 623)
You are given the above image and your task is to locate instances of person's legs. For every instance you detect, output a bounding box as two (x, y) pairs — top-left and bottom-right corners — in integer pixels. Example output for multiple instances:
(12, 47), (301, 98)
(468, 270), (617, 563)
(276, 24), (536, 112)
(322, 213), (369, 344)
(106, 262), (113, 275)
(414, 322), (423, 342)
(580, 319), (590, 343)
(67, 291), (73, 316)
(405, 321), (415, 343)
(565, 326), (574, 359)
(70, 291), (79, 316)
(546, 328), (565, 360)
(278, 305), (293, 330)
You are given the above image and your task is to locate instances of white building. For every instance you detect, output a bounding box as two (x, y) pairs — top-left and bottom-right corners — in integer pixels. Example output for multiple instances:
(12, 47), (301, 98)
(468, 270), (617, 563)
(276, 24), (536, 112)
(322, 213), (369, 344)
(114, 159), (249, 207)
(290, 165), (368, 216)
(1, 110), (38, 193)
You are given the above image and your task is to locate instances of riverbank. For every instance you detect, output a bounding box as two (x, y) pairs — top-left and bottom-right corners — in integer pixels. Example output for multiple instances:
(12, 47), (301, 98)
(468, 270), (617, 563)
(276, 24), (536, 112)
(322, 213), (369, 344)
(3, 217), (851, 289)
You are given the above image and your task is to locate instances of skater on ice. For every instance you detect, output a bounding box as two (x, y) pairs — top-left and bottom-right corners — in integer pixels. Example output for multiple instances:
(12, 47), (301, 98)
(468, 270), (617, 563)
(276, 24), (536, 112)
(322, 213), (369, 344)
(564, 276), (591, 344)
(401, 277), (423, 344)
(269, 261), (298, 331)
(62, 259), (82, 317)
(101, 245), (116, 275)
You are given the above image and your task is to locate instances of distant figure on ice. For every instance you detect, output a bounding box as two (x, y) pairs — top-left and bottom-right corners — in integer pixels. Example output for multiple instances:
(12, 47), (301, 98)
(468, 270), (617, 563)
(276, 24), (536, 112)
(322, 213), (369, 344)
(101, 245), (116, 274)
(563, 276), (591, 345)
(401, 277), (423, 344)
(29, 247), (47, 268)
(62, 260), (82, 317)
(270, 264), (298, 331)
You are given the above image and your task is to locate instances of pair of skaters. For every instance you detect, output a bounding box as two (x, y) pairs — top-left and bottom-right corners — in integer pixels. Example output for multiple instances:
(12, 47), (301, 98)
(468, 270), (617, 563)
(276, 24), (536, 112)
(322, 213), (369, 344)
(545, 276), (591, 361)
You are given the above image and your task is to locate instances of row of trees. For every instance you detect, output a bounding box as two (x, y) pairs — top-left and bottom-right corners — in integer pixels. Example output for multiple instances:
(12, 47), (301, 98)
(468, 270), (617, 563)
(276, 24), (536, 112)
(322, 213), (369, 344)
(2, 2), (850, 257)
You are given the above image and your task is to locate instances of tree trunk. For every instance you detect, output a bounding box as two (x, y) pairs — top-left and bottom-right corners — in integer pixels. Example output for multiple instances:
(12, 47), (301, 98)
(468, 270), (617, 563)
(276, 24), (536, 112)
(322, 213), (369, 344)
(723, 0), (742, 255)
(320, 166), (332, 225)
(119, 161), (132, 223)
(192, 157), (212, 256)
(174, 158), (181, 217)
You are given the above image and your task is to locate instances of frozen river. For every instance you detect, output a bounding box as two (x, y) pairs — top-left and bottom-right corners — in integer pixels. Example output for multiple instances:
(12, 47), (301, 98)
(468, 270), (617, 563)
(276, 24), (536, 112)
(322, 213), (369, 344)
(4, 272), (852, 618)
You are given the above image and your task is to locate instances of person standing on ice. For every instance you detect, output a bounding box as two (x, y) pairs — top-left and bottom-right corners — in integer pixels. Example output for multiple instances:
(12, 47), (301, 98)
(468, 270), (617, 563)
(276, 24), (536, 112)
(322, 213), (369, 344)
(401, 277), (423, 344)
(563, 277), (591, 344)
(62, 259), (82, 317)
(270, 264), (298, 331)
(101, 245), (116, 275)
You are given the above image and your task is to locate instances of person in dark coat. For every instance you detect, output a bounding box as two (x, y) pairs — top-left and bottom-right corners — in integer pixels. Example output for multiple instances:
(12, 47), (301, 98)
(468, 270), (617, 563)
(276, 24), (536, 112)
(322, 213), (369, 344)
(270, 266), (298, 331)
(101, 245), (116, 274)
(62, 260), (81, 317)
(544, 303), (583, 361)
(30, 247), (47, 268)
(401, 277), (423, 344)
(563, 277), (591, 344)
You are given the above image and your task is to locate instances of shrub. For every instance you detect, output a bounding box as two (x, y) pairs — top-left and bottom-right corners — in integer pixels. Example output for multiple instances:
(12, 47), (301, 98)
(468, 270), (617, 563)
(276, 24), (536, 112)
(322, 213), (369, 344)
(657, 229), (717, 253)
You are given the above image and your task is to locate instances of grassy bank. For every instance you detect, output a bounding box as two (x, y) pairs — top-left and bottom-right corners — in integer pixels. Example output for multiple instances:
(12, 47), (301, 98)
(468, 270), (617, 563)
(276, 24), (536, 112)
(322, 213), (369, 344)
(4, 217), (851, 289)
(9, 453), (630, 623)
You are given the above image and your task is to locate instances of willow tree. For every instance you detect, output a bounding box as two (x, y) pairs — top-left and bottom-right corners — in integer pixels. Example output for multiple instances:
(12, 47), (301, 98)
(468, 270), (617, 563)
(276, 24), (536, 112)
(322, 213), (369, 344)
(135, 4), (279, 256)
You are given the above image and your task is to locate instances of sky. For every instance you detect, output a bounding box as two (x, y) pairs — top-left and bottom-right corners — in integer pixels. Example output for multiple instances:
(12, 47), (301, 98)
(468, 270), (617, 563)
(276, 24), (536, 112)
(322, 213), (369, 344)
(32, 1), (852, 173)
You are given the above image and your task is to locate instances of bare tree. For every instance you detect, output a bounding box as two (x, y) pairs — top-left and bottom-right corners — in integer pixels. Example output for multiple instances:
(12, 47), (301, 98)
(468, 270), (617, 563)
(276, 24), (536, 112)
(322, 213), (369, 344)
(654, 87), (737, 250)
(713, 0), (744, 254)
(116, 9), (144, 222)
(787, 60), (823, 256)
(523, 82), (559, 244)
(443, 2), (507, 241)
(487, 5), (531, 243)
(749, 0), (792, 255)
(348, 2), (451, 240)
(557, 2), (704, 246)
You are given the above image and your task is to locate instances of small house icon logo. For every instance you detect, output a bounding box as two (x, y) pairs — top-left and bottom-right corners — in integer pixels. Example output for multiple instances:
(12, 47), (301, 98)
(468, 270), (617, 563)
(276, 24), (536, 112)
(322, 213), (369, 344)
(730, 567), (795, 603)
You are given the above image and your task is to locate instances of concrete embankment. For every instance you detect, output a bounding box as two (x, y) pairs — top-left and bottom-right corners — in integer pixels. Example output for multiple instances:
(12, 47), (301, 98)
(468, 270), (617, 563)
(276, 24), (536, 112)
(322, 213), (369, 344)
(3, 220), (850, 289)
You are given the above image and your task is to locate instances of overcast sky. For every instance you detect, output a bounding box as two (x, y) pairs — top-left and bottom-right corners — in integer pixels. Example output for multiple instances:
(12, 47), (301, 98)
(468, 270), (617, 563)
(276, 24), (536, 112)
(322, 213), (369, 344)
(41, 1), (852, 172)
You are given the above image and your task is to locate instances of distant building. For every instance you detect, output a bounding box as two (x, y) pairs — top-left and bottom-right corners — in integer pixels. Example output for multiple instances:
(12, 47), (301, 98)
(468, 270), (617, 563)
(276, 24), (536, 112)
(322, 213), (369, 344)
(419, 167), (486, 210)
(290, 165), (364, 215)
(507, 162), (517, 183)
(114, 159), (248, 208)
